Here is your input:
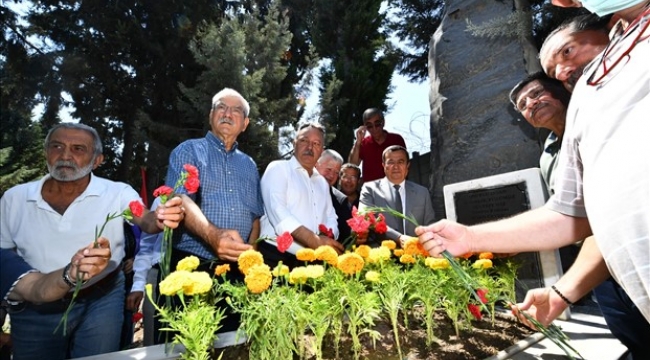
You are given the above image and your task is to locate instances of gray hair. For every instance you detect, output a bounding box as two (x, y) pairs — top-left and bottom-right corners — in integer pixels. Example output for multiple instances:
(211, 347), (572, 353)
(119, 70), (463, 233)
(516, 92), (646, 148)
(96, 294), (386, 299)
(318, 149), (344, 165)
(44, 123), (103, 156)
(211, 88), (250, 117)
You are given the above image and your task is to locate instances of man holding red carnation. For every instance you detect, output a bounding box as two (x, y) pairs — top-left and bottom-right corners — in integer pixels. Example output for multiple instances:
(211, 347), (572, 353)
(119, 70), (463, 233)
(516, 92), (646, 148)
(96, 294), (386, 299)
(0, 123), (185, 359)
(359, 145), (435, 247)
(163, 88), (264, 341)
(258, 123), (344, 269)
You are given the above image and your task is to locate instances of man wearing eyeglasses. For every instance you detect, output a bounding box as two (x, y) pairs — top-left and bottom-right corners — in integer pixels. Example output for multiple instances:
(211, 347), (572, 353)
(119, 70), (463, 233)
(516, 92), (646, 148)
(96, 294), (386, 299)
(349, 108), (406, 182)
(360, 145), (435, 248)
(258, 123), (345, 269)
(417, 0), (650, 347)
(163, 87), (264, 341)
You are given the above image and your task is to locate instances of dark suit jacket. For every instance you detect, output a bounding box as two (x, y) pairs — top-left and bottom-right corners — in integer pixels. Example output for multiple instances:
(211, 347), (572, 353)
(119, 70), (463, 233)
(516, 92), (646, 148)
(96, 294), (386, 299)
(359, 177), (435, 242)
(330, 187), (359, 242)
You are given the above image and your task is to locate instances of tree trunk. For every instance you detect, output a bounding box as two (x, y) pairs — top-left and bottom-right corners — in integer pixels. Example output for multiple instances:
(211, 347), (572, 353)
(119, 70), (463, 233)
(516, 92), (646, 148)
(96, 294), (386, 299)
(428, 0), (540, 220)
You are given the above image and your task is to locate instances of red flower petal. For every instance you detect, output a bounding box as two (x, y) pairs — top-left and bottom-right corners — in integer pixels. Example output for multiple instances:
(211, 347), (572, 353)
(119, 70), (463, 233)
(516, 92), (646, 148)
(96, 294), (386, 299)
(477, 288), (489, 304)
(183, 164), (199, 178)
(153, 185), (174, 197)
(129, 200), (145, 218)
(184, 176), (200, 194)
(276, 231), (294, 253)
(468, 304), (482, 320)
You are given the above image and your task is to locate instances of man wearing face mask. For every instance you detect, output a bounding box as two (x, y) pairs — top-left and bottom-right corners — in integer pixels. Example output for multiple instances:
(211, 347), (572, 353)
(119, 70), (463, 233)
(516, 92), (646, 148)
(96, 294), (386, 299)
(416, 1), (650, 354)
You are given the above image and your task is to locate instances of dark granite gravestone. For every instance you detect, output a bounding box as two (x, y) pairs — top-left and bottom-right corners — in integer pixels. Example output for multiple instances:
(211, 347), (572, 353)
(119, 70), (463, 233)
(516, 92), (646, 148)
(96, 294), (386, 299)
(443, 168), (564, 304)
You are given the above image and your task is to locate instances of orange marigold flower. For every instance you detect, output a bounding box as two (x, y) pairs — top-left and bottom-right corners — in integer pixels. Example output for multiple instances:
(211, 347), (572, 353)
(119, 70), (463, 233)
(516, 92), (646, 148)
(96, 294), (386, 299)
(478, 252), (494, 260)
(245, 264), (272, 294)
(354, 244), (371, 258)
(337, 253), (365, 275)
(393, 249), (404, 257)
(214, 264), (231, 277)
(315, 246), (338, 266)
(238, 249), (264, 275)
(381, 240), (396, 250)
(403, 237), (422, 256)
(400, 254), (416, 264)
(459, 252), (474, 260)
(296, 248), (316, 262)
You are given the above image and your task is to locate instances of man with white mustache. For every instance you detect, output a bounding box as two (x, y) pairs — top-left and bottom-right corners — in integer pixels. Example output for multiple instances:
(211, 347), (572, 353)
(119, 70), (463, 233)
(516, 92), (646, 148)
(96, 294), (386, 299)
(162, 87), (264, 341)
(0, 123), (185, 359)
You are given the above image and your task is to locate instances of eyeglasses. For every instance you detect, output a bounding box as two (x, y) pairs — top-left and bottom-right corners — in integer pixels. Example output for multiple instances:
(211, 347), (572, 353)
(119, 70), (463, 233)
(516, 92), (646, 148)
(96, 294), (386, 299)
(516, 87), (546, 113)
(213, 102), (246, 117)
(586, 9), (650, 87)
(296, 137), (323, 149)
(364, 120), (384, 129)
(340, 174), (358, 181)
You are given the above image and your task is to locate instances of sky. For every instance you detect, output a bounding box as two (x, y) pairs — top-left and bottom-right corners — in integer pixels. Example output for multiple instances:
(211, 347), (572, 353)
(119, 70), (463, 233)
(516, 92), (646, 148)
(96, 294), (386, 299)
(302, 72), (432, 156)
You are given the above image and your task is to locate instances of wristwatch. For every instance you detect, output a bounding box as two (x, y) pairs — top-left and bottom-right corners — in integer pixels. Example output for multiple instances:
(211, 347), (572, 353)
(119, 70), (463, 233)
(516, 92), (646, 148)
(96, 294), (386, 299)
(62, 262), (86, 288)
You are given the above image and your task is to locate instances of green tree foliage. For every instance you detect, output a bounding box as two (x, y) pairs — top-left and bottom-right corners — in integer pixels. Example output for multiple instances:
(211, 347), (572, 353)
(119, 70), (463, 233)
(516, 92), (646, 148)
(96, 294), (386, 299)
(1, 10), (48, 196)
(178, 2), (298, 172)
(311, 0), (399, 158)
(387, 0), (444, 83)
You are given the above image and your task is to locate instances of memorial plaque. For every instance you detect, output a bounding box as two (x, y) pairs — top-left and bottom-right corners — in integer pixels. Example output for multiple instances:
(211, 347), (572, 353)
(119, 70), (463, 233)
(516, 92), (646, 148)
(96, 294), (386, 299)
(443, 168), (564, 305)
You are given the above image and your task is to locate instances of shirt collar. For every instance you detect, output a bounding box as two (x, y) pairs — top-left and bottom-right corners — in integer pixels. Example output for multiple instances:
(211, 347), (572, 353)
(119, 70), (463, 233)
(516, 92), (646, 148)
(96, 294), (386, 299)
(206, 131), (238, 152)
(28, 173), (103, 203)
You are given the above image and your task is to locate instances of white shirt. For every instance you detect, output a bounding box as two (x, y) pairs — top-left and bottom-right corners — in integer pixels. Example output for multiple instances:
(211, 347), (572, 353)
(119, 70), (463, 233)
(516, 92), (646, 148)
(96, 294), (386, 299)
(260, 156), (339, 254)
(0, 174), (140, 286)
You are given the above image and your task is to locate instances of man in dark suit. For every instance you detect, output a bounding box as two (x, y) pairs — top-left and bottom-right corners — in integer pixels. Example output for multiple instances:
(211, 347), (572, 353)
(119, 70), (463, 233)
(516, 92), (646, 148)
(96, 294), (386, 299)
(359, 145), (435, 247)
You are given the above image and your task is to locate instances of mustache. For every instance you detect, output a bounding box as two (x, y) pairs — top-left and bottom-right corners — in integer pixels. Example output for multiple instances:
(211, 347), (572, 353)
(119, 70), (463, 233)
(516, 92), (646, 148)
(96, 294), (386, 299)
(53, 160), (79, 170)
(218, 117), (233, 125)
(567, 65), (585, 90)
(530, 102), (546, 118)
(301, 150), (314, 157)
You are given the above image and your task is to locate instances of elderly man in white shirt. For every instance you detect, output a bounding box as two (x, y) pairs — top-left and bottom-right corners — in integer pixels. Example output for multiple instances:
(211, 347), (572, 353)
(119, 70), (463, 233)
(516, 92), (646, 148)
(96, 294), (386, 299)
(258, 123), (344, 269)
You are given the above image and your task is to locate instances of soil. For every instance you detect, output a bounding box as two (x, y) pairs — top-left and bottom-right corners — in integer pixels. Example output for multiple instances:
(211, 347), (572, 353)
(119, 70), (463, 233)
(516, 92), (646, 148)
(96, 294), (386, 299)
(212, 310), (534, 360)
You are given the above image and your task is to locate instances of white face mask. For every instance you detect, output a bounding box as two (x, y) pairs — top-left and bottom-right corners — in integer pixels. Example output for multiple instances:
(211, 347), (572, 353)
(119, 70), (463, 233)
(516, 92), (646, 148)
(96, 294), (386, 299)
(580, 0), (645, 16)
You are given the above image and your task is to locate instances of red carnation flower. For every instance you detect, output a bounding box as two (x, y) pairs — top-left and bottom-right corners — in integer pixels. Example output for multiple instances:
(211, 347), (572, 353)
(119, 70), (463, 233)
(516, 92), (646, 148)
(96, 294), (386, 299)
(318, 224), (334, 238)
(184, 176), (200, 194)
(183, 164), (199, 178)
(477, 288), (489, 304)
(276, 231), (294, 253)
(374, 214), (388, 234)
(468, 304), (482, 320)
(129, 200), (145, 218)
(153, 185), (174, 197)
(132, 312), (144, 323)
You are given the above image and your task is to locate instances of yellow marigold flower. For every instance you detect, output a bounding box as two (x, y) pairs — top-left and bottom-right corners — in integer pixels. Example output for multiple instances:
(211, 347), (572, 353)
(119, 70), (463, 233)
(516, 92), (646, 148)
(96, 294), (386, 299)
(425, 257), (450, 270)
(272, 264), (290, 277)
(214, 264), (230, 277)
(367, 247), (392, 264)
(393, 249), (404, 257)
(365, 270), (380, 282)
(305, 265), (325, 279)
(478, 252), (494, 260)
(159, 270), (192, 296)
(176, 255), (200, 272)
(381, 240), (396, 250)
(354, 245), (371, 258)
(315, 246), (338, 266)
(238, 249), (264, 275)
(184, 271), (213, 296)
(400, 254), (416, 264)
(337, 253), (365, 275)
(472, 259), (493, 269)
(289, 266), (308, 285)
(296, 248), (316, 262)
(245, 264), (272, 294)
